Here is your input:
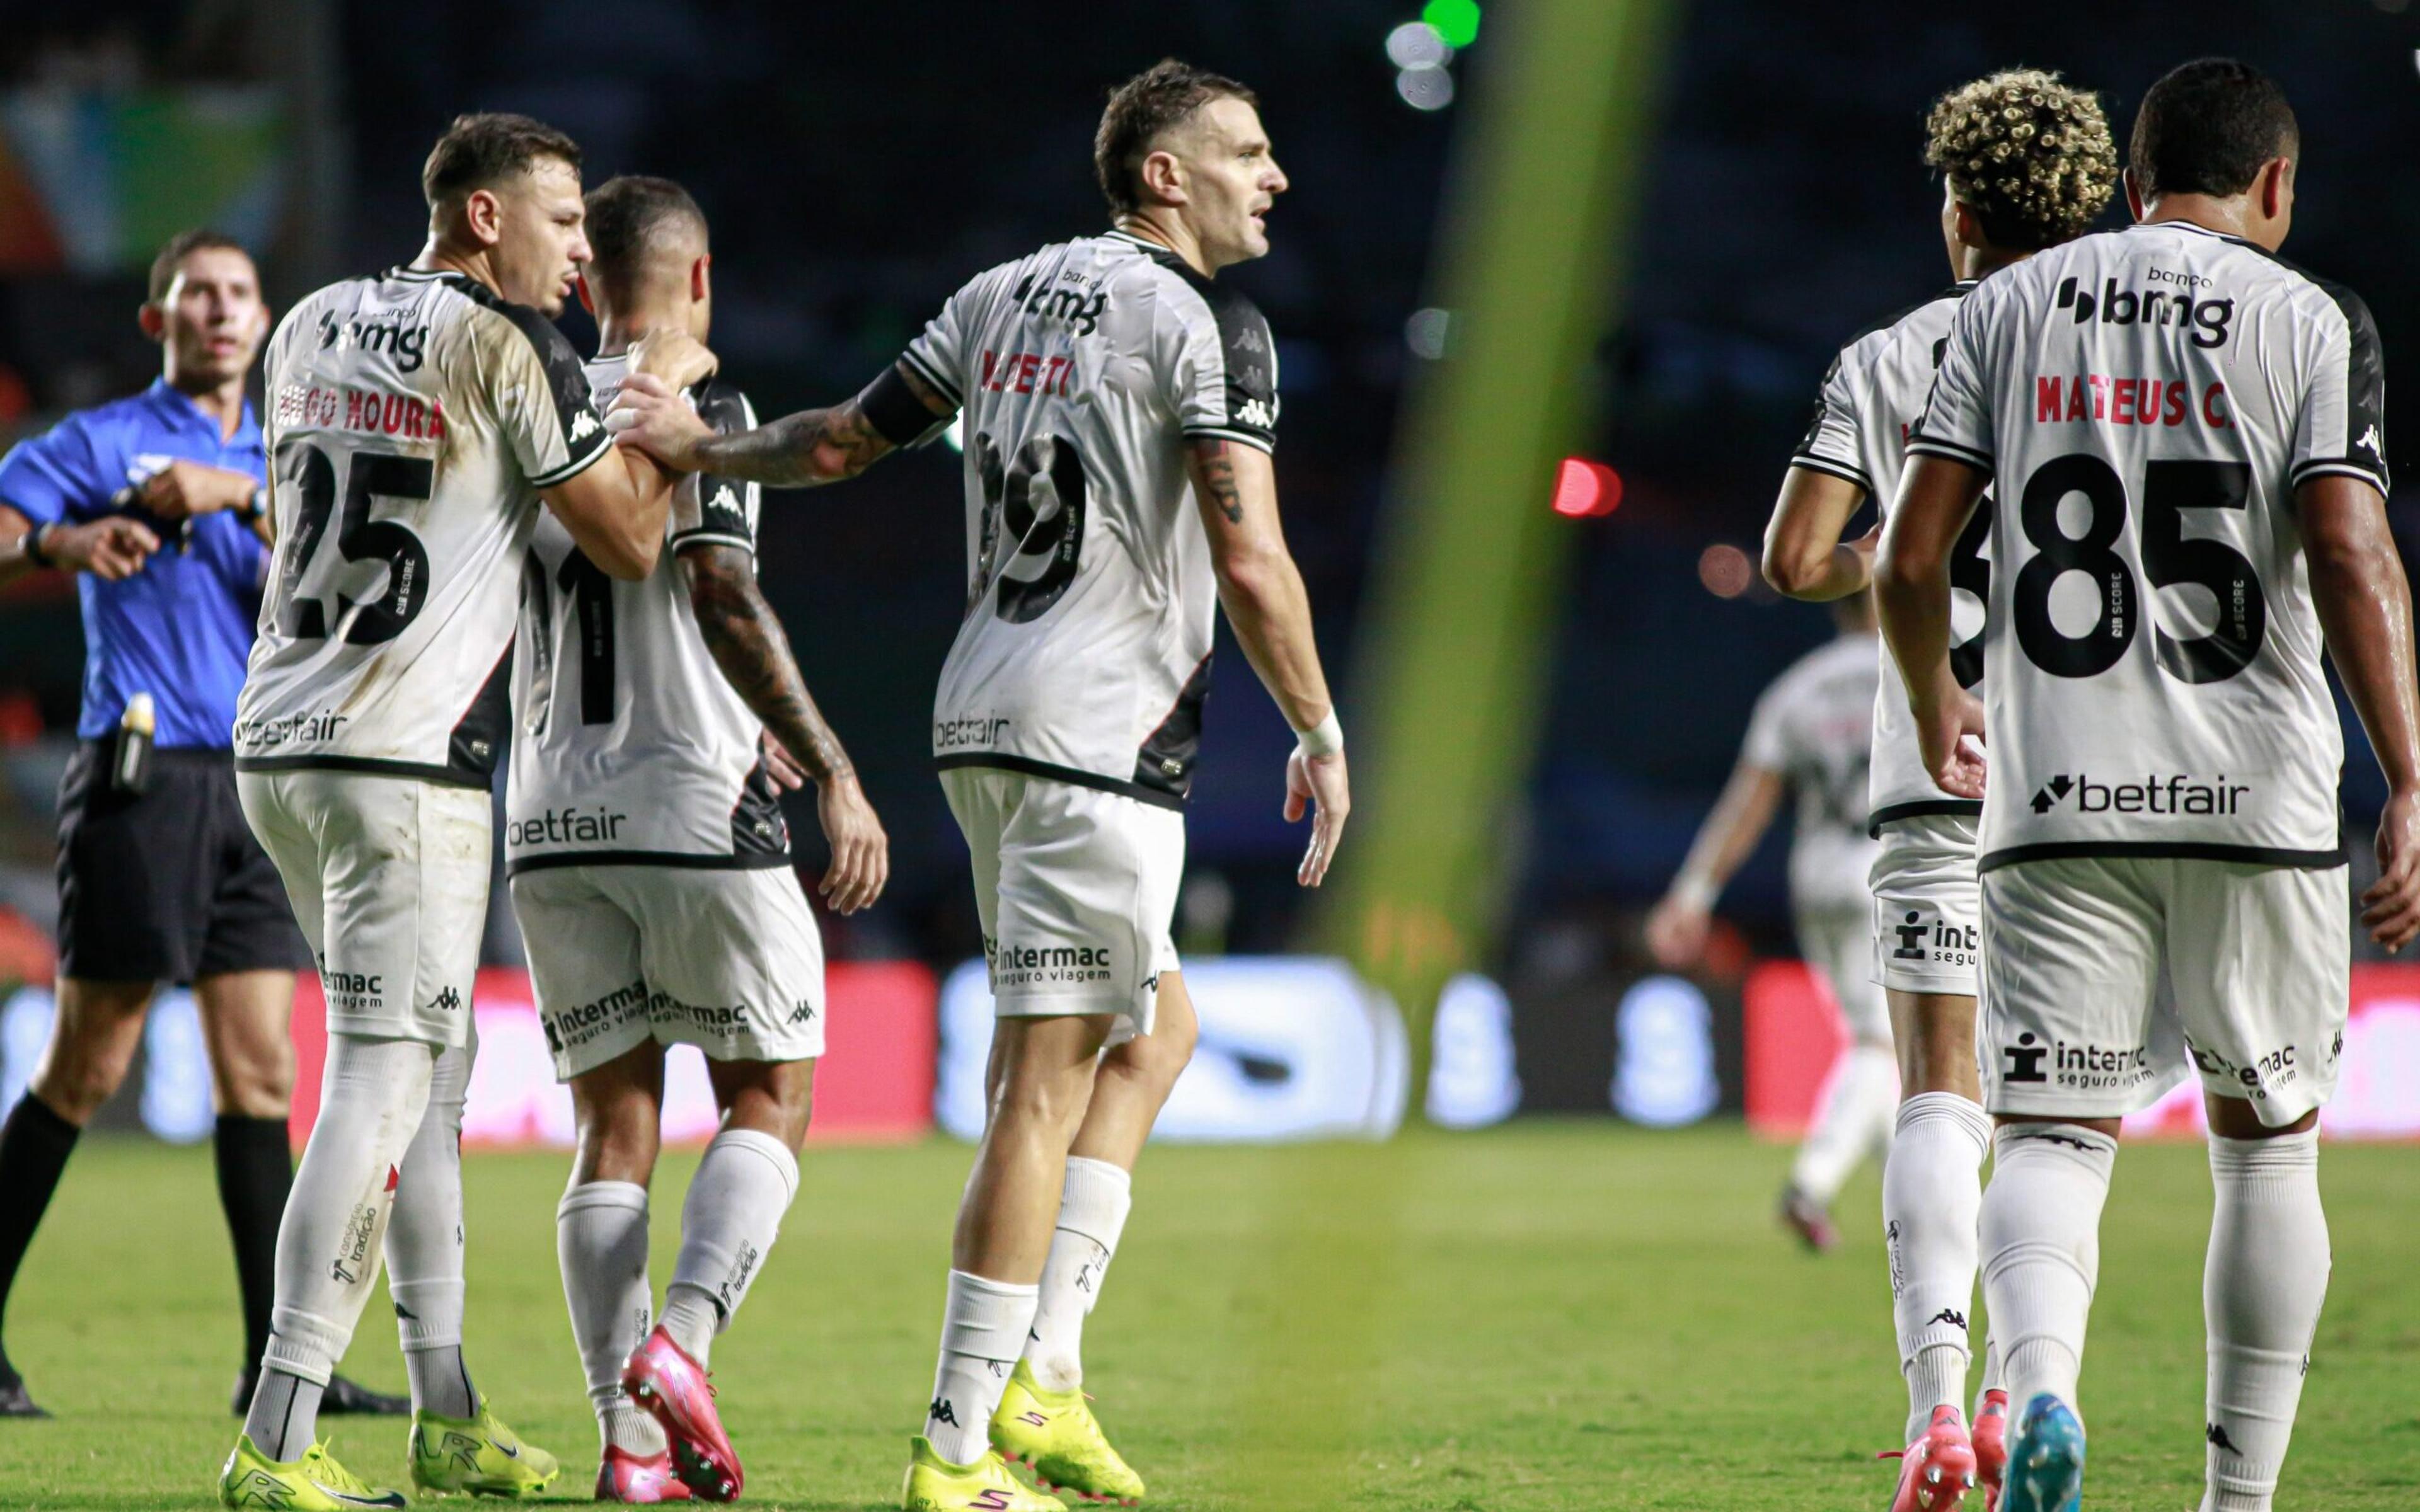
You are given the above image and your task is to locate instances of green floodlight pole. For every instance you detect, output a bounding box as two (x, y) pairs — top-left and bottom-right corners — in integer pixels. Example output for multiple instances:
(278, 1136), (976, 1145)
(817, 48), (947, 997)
(1321, 0), (1678, 1112)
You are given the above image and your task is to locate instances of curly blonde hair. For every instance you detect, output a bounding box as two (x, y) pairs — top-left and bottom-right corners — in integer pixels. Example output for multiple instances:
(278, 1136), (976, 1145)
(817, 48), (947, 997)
(1923, 69), (2118, 251)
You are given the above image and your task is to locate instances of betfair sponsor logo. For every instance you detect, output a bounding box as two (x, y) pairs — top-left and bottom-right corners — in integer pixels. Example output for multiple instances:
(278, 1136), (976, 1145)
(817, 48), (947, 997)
(2029, 770), (2250, 818)
(507, 805), (630, 847)
(935, 716), (1011, 751)
(235, 709), (350, 750)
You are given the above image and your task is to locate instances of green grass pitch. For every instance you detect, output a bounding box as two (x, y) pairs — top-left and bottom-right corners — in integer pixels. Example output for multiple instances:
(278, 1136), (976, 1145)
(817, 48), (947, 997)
(3, 1122), (2416, 1509)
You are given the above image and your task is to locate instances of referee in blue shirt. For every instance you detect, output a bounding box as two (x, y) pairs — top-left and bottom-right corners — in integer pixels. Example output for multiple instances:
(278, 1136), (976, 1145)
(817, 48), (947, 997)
(0, 232), (403, 1419)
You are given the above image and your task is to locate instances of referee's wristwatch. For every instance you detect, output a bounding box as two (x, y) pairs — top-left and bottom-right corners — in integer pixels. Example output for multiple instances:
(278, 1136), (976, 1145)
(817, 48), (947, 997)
(17, 522), (52, 568)
(237, 486), (269, 526)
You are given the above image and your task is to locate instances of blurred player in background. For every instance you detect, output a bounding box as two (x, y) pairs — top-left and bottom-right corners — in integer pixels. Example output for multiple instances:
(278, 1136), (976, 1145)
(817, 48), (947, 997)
(1764, 69), (2118, 1509)
(219, 113), (704, 1511)
(518, 175), (887, 1504)
(1646, 595), (1891, 1250)
(0, 232), (403, 1422)
(1882, 57), (2414, 1512)
(611, 57), (1349, 1512)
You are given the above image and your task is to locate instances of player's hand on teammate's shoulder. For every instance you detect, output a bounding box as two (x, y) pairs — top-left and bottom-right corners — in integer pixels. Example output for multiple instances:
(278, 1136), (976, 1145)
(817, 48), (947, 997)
(2363, 787), (2420, 953)
(814, 769), (889, 915)
(47, 517), (161, 580)
(135, 458), (255, 522)
(1284, 746), (1348, 887)
(630, 328), (717, 391)
(606, 371), (714, 471)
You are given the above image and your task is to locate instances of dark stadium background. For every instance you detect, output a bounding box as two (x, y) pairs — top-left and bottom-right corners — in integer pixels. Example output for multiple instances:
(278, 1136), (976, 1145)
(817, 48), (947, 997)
(3, 0), (2415, 1000)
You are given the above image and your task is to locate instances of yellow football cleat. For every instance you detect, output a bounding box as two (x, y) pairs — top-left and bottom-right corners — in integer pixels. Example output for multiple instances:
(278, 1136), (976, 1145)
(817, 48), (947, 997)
(406, 1402), (561, 1498)
(990, 1361), (1145, 1504)
(901, 1433), (1068, 1511)
(219, 1434), (406, 1509)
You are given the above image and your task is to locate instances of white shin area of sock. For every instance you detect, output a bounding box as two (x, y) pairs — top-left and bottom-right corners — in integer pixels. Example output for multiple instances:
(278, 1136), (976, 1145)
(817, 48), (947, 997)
(248, 1034), (437, 1452)
(1025, 1156), (1133, 1392)
(662, 1127), (799, 1368)
(1790, 1043), (1899, 1204)
(925, 1269), (1040, 1466)
(1885, 1091), (1992, 1441)
(2203, 1130), (2329, 1512)
(1979, 1121), (2117, 1419)
(558, 1179), (663, 1453)
(391, 1041), (477, 1419)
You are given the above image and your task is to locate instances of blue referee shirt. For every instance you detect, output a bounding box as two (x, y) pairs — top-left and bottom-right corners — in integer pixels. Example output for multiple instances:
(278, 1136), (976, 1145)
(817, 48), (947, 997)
(0, 379), (270, 749)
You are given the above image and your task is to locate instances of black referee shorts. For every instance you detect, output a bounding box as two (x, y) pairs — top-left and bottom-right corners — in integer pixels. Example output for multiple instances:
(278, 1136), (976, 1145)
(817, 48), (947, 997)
(55, 741), (313, 984)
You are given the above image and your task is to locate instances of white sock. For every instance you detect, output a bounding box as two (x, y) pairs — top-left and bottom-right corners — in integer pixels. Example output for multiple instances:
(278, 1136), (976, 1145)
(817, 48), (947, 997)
(1979, 1122), (2116, 1419)
(1026, 1157), (1133, 1392)
(2203, 1130), (2329, 1512)
(390, 1041), (477, 1419)
(925, 1269), (1039, 1466)
(1884, 1092), (1991, 1442)
(1979, 1332), (2004, 1413)
(1791, 1043), (1899, 1203)
(245, 1034), (436, 1453)
(661, 1127), (799, 1368)
(558, 1179), (664, 1455)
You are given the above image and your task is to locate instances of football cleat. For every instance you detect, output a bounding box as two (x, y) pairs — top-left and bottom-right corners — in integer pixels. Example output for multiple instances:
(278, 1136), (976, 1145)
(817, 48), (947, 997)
(406, 1402), (560, 1498)
(230, 1369), (410, 1418)
(990, 1360), (1145, 1504)
(1778, 1185), (1840, 1252)
(902, 1434), (1068, 1511)
(597, 1443), (696, 1503)
(0, 1363), (46, 1419)
(623, 1325), (741, 1502)
(1971, 1388), (2010, 1511)
(1881, 1404), (1978, 1512)
(1998, 1393), (2085, 1512)
(218, 1433), (405, 1509)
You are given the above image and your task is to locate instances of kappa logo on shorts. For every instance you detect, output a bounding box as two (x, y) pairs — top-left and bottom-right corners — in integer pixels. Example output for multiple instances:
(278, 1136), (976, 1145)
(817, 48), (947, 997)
(432, 985), (463, 1012)
(786, 1000), (816, 1026)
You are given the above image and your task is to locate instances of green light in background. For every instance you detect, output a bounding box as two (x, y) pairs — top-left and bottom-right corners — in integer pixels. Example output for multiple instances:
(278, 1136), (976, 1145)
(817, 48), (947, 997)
(1420, 0), (1482, 48)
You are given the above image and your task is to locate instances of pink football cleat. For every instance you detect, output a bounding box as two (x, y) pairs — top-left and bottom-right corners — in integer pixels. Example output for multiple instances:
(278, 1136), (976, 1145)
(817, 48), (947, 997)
(1882, 1404), (1979, 1512)
(596, 1443), (694, 1503)
(621, 1327), (741, 1503)
(1970, 1389), (2010, 1511)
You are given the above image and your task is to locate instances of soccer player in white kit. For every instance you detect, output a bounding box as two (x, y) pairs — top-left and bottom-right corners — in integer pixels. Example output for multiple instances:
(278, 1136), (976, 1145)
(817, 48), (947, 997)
(1879, 59), (2420, 1512)
(511, 175), (890, 1505)
(1645, 595), (1893, 1249)
(1763, 70), (2118, 1510)
(609, 60), (1349, 1512)
(219, 115), (706, 1511)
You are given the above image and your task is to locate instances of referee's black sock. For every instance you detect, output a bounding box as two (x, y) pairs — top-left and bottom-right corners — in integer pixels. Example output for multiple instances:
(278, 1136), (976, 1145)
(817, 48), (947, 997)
(214, 1114), (294, 1372)
(0, 1094), (81, 1382)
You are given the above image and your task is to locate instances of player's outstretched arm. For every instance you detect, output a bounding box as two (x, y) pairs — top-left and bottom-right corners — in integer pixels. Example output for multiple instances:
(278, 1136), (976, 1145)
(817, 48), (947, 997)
(2301, 474), (2420, 951)
(681, 542), (889, 913)
(1645, 760), (1785, 969)
(536, 331), (717, 580)
(1762, 466), (1875, 600)
(611, 364), (953, 489)
(1877, 454), (1991, 800)
(1185, 437), (1347, 887)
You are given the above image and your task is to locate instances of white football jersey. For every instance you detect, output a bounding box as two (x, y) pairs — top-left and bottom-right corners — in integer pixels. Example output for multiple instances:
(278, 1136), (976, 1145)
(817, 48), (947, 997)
(238, 268), (610, 786)
(901, 229), (1279, 810)
(1741, 632), (1882, 912)
(1910, 220), (2388, 871)
(506, 357), (786, 872)
(1794, 281), (1993, 832)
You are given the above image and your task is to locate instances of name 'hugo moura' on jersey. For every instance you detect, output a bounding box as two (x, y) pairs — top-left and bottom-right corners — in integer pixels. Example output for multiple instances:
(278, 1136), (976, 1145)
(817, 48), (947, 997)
(1909, 219), (2388, 869)
(506, 355), (788, 870)
(1793, 280), (1993, 835)
(901, 228), (1279, 808)
(235, 266), (612, 785)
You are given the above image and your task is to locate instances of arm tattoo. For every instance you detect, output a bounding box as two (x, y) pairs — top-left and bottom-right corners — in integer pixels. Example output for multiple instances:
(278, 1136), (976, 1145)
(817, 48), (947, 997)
(1193, 439), (1245, 524)
(691, 399), (890, 490)
(682, 546), (855, 784)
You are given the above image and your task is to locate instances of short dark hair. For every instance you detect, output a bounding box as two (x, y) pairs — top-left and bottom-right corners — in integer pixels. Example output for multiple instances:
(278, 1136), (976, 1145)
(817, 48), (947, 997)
(147, 229), (251, 302)
(1094, 59), (1258, 216)
(2128, 58), (2298, 200)
(584, 176), (708, 295)
(421, 112), (583, 210)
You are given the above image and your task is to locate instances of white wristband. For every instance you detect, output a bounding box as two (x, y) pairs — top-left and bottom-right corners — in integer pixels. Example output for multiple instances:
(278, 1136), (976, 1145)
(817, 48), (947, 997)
(1293, 711), (1344, 759)
(1669, 874), (1717, 913)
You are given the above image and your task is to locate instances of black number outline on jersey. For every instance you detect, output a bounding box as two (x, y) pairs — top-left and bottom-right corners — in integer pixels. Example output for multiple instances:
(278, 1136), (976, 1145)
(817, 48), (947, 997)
(1948, 496), (1993, 690)
(2012, 451), (2266, 684)
(270, 439), (434, 646)
(973, 430), (1088, 624)
(555, 547), (618, 723)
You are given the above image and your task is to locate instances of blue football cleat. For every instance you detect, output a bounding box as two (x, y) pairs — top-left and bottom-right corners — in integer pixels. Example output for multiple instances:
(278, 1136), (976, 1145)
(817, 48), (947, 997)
(1999, 1393), (2085, 1512)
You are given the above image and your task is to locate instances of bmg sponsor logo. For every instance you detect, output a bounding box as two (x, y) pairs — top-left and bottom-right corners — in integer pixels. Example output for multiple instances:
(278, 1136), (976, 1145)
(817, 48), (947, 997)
(2056, 275), (2235, 349)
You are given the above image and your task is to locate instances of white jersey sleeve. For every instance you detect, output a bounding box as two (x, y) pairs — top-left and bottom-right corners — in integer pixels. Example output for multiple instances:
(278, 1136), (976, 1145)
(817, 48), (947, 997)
(2286, 288), (2388, 495)
(1160, 277), (1279, 452)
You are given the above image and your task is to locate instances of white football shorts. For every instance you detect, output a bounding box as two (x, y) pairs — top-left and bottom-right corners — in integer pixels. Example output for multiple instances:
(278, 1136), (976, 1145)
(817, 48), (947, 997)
(1797, 901), (1891, 1044)
(1979, 854), (2348, 1126)
(508, 862), (826, 1081)
(238, 768), (490, 1049)
(940, 765), (1184, 1040)
(1869, 813), (1983, 997)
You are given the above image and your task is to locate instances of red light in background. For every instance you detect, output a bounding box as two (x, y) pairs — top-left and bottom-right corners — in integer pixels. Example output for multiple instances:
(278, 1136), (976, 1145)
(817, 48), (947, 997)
(1551, 457), (1622, 517)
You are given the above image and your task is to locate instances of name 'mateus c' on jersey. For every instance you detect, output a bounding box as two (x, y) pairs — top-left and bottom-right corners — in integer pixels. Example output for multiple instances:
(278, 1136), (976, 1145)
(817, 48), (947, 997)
(1909, 219), (2388, 871)
(236, 268), (611, 786)
(1794, 280), (1995, 835)
(505, 357), (787, 873)
(901, 228), (1278, 809)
